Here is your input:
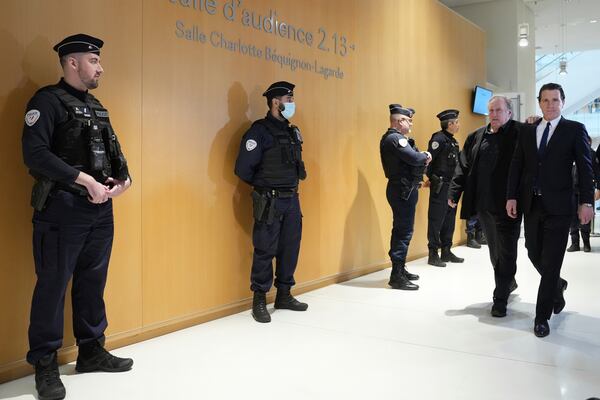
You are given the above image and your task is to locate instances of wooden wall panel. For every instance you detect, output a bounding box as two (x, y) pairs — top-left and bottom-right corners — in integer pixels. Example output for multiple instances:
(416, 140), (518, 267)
(0, 0), (485, 382)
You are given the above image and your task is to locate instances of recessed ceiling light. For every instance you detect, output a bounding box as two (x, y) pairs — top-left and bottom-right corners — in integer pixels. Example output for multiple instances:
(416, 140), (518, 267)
(590, 19), (598, 24)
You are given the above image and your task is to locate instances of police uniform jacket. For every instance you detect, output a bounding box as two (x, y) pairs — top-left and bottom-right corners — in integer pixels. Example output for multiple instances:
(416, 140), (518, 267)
(449, 119), (524, 219)
(380, 128), (429, 184)
(426, 130), (459, 180)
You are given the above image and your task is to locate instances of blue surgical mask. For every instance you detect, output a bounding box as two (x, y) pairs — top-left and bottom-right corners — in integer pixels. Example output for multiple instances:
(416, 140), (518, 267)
(281, 102), (296, 119)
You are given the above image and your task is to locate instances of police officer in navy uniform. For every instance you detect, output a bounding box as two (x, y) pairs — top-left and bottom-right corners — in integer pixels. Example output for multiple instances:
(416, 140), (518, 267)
(426, 109), (464, 267)
(235, 81), (308, 323)
(380, 104), (431, 290)
(22, 34), (133, 400)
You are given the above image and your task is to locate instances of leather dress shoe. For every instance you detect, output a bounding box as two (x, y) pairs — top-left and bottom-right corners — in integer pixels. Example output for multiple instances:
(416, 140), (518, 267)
(491, 302), (507, 318)
(534, 320), (550, 337)
(553, 279), (568, 314)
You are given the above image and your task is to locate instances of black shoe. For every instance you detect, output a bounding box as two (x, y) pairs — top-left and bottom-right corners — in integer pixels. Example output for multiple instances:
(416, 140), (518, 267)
(76, 340), (133, 373)
(466, 232), (481, 249)
(252, 291), (271, 323)
(441, 247), (464, 263)
(553, 279), (568, 314)
(583, 238), (591, 253)
(35, 352), (66, 400)
(399, 264), (419, 281)
(274, 289), (308, 311)
(509, 279), (518, 293)
(491, 302), (507, 318)
(534, 320), (550, 337)
(566, 243), (580, 252)
(389, 273), (419, 290)
(427, 249), (446, 267)
(476, 230), (487, 245)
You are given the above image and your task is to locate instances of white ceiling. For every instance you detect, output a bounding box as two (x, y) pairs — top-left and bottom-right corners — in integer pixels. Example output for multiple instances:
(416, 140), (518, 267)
(440, 0), (600, 54)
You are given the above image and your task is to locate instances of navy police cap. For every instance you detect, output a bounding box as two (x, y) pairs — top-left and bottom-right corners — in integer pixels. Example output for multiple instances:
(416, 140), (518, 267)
(53, 33), (103, 57)
(436, 109), (459, 121)
(262, 81), (295, 99)
(389, 104), (415, 117)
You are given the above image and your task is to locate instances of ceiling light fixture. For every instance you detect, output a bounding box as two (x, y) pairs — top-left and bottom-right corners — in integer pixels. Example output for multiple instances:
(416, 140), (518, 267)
(559, 58), (568, 75)
(518, 23), (529, 47)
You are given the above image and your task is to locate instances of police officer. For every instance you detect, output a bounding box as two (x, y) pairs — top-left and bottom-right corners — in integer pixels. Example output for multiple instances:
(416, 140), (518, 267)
(235, 81), (308, 323)
(380, 104), (431, 290)
(22, 34), (133, 400)
(426, 109), (464, 267)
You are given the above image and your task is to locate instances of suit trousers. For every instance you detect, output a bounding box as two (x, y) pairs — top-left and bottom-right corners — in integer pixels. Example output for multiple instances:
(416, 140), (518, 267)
(524, 196), (571, 321)
(477, 210), (521, 304)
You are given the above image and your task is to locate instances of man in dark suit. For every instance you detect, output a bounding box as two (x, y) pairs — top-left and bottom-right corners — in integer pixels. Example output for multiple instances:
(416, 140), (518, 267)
(448, 96), (522, 318)
(507, 83), (595, 338)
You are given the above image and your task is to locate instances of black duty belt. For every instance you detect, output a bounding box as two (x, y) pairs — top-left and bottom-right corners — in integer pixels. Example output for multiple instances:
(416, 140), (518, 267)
(55, 182), (89, 197)
(255, 187), (298, 198)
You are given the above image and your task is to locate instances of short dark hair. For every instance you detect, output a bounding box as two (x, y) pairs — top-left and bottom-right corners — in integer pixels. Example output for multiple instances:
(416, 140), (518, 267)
(267, 96), (281, 109)
(538, 83), (565, 101)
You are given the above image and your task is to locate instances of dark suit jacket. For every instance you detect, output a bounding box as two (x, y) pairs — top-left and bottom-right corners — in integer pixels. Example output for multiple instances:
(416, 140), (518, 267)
(507, 117), (594, 215)
(449, 119), (524, 219)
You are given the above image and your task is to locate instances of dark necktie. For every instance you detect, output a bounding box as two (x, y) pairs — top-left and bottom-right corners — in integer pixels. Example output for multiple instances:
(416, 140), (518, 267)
(538, 122), (551, 157)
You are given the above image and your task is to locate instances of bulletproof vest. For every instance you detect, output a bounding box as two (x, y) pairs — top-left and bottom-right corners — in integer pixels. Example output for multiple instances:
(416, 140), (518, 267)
(252, 119), (305, 188)
(380, 129), (425, 185)
(44, 86), (129, 182)
(428, 131), (459, 179)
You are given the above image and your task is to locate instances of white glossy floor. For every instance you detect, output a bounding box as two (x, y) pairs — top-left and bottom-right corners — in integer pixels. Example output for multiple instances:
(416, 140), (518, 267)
(1, 238), (600, 400)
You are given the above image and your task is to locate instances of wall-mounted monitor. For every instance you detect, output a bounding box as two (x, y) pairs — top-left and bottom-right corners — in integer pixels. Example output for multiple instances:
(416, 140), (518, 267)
(472, 85), (493, 115)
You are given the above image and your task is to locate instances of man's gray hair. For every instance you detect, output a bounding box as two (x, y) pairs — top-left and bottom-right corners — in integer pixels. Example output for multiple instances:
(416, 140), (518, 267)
(488, 95), (513, 113)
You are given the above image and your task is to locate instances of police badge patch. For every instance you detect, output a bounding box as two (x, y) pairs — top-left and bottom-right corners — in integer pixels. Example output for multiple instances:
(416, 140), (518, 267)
(399, 138), (408, 147)
(246, 139), (257, 151)
(431, 141), (440, 150)
(25, 109), (40, 127)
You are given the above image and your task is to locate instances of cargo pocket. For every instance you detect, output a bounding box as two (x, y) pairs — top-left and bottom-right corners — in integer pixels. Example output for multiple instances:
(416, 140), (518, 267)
(32, 223), (60, 274)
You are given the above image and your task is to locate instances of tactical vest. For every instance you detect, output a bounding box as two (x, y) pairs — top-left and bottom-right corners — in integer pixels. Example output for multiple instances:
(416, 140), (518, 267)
(45, 86), (129, 182)
(252, 119), (305, 188)
(428, 132), (459, 180)
(380, 130), (425, 185)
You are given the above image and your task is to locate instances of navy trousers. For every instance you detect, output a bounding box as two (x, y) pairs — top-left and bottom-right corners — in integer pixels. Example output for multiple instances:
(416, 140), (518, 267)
(427, 182), (456, 249)
(27, 190), (113, 365)
(386, 182), (418, 265)
(250, 194), (302, 293)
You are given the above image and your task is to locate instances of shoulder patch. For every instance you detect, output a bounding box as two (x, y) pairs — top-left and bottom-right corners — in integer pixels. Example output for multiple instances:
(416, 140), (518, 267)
(246, 139), (258, 151)
(431, 141), (440, 150)
(25, 109), (40, 127)
(399, 138), (408, 148)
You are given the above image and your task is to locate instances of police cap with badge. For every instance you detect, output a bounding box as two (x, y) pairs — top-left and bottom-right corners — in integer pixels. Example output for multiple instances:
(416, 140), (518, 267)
(53, 33), (103, 57)
(436, 109), (459, 121)
(389, 104), (415, 118)
(263, 81), (295, 100)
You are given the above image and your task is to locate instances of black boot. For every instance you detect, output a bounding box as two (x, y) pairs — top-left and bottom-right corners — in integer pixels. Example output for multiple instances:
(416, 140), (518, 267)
(567, 235), (580, 252)
(466, 232), (481, 248)
(582, 235), (591, 252)
(275, 289), (308, 311)
(389, 272), (419, 290)
(35, 352), (65, 400)
(76, 340), (133, 373)
(427, 249), (446, 267)
(252, 291), (271, 323)
(476, 230), (487, 245)
(441, 246), (464, 263)
(401, 264), (419, 281)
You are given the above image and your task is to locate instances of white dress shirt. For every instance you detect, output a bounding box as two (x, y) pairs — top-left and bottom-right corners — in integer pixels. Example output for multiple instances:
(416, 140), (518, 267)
(536, 115), (561, 149)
